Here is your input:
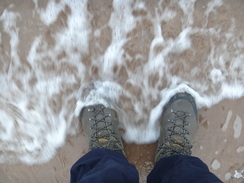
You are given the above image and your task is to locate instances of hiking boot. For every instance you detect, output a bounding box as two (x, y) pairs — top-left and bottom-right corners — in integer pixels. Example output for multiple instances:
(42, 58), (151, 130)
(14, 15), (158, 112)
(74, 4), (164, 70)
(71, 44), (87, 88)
(155, 92), (198, 163)
(79, 104), (125, 155)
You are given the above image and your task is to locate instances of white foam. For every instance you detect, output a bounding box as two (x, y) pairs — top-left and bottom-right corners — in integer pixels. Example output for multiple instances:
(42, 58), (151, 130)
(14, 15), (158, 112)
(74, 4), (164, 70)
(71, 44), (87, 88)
(211, 159), (221, 170)
(102, 0), (136, 74)
(0, 9), (20, 72)
(225, 172), (232, 180)
(234, 170), (244, 179)
(173, 28), (192, 52)
(222, 110), (232, 131)
(74, 81), (124, 117)
(178, 0), (196, 25)
(233, 115), (242, 139)
(210, 68), (224, 84)
(237, 146), (244, 153)
(205, 0), (223, 16)
(161, 8), (176, 21)
(0, 109), (14, 141)
(38, 1), (66, 25)
(54, 0), (90, 55)
(0, 0), (90, 165)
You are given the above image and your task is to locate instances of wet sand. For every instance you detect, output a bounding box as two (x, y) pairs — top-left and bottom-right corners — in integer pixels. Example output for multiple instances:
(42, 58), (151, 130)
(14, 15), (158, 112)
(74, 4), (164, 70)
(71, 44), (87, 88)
(0, 0), (244, 182)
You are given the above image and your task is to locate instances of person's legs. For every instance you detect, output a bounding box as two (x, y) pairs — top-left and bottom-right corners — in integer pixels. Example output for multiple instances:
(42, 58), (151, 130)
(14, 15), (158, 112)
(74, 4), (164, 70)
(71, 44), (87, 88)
(148, 92), (223, 183)
(70, 104), (139, 183)
(71, 148), (138, 183)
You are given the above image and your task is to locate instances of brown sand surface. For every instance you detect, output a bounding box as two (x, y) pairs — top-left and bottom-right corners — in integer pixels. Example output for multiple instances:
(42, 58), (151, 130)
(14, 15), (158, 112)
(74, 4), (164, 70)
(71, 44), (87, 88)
(0, 0), (244, 183)
(1, 97), (244, 183)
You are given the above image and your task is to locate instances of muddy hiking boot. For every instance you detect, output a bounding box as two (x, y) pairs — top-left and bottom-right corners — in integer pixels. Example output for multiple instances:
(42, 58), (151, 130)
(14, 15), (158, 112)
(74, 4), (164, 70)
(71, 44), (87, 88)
(155, 92), (198, 163)
(80, 104), (125, 156)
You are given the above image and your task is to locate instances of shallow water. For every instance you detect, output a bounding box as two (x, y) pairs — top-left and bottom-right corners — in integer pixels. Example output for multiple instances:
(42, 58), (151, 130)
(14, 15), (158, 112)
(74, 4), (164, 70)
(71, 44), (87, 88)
(0, 0), (243, 165)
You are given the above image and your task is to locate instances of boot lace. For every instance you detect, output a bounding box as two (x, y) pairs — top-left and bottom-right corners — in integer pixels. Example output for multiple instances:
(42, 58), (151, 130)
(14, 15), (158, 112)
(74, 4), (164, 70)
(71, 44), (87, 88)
(158, 109), (193, 157)
(88, 105), (123, 152)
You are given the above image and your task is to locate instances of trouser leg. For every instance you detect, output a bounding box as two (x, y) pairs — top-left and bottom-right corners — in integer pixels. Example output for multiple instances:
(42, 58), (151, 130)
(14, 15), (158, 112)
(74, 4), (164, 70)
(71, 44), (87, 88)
(70, 148), (139, 183)
(147, 155), (223, 183)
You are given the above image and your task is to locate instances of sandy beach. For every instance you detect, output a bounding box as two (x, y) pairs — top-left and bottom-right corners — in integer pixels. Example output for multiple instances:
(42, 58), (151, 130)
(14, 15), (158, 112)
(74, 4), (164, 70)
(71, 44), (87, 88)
(0, 0), (244, 182)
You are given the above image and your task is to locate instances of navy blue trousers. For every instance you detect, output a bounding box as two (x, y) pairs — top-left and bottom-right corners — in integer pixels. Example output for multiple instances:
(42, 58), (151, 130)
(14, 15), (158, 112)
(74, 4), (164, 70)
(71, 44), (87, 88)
(70, 149), (223, 183)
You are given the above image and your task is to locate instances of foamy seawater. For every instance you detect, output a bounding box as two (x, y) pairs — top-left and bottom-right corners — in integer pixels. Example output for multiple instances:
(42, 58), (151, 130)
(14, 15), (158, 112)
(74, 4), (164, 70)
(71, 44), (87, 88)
(0, 0), (243, 164)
